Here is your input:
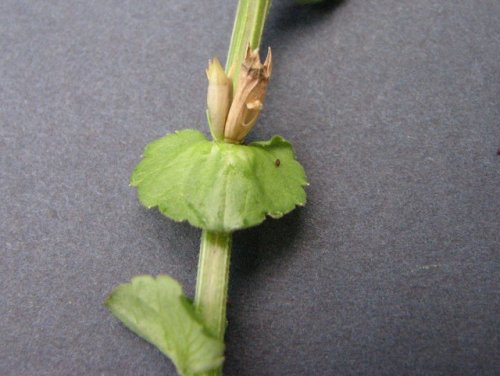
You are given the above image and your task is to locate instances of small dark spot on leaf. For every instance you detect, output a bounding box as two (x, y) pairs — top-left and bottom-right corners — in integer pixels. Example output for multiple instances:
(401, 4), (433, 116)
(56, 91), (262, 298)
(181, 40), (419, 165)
(275, 159), (280, 167)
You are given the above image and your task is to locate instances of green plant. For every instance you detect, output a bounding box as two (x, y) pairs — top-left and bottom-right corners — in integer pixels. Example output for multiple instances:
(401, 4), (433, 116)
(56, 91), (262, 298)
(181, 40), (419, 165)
(106, 1), (308, 375)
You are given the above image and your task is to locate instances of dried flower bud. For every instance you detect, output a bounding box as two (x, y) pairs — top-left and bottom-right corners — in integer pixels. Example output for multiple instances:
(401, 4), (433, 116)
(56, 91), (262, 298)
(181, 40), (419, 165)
(224, 46), (272, 143)
(206, 57), (232, 141)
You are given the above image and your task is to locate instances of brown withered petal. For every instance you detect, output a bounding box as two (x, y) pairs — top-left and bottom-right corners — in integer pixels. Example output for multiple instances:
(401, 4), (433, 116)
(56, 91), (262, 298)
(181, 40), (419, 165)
(224, 46), (272, 143)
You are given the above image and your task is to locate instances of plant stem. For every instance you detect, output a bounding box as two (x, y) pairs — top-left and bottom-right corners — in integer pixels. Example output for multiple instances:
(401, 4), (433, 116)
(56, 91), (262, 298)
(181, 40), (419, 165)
(225, 0), (272, 89)
(194, 231), (232, 376)
(194, 2), (271, 375)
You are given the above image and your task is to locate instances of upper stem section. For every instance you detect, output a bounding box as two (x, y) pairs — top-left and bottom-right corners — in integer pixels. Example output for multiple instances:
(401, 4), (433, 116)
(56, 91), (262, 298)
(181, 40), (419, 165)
(225, 0), (272, 90)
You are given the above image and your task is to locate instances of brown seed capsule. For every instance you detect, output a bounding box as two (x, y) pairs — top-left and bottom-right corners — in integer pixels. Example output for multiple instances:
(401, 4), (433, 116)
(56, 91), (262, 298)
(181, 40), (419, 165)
(224, 46), (272, 144)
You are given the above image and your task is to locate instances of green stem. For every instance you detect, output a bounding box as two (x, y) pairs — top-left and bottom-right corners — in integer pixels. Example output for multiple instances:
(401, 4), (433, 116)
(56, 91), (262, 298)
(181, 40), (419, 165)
(194, 2), (271, 375)
(194, 231), (232, 376)
(225, 0), (272, 89)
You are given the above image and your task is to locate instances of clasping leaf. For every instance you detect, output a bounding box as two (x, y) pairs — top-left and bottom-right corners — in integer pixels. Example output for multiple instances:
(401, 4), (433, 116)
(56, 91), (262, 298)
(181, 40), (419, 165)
(130, 130), (307, 232)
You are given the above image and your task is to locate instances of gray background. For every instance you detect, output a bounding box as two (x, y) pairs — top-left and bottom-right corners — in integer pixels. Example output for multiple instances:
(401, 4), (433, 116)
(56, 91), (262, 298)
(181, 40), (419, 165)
(1, 0), (499, 375)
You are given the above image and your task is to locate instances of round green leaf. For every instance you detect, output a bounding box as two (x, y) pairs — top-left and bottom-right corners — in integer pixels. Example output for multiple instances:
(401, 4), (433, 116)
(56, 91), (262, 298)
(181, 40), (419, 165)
(131, 130), (307, 232)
